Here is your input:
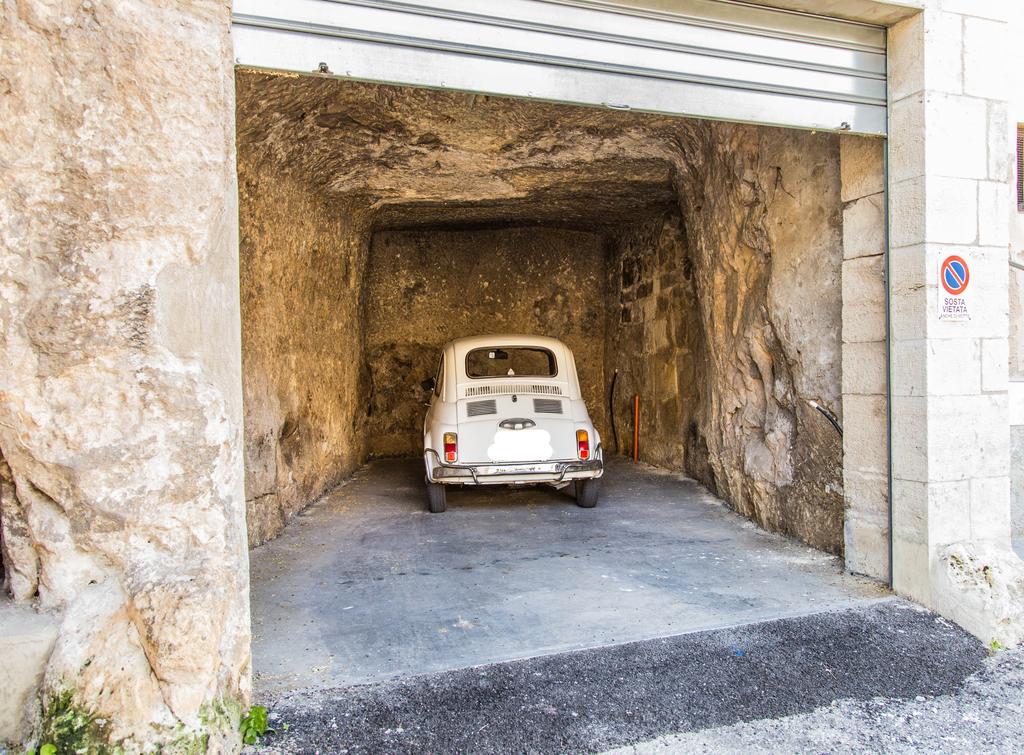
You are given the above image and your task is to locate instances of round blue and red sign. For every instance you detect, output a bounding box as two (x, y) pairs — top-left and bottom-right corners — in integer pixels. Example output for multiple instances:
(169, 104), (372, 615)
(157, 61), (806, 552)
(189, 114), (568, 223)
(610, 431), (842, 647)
(941, 255), (969, 296)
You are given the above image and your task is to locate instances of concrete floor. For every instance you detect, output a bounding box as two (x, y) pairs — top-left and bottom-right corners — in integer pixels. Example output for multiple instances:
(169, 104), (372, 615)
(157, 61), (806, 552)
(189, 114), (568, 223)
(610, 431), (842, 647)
(249, 458), (887, 697)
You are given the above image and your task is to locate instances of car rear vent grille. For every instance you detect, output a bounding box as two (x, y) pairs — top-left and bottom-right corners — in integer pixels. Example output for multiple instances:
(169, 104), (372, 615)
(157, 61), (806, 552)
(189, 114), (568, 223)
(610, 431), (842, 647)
(533, 398), (563, 414)
(466, 399), (498, 417)
(465, 384), (563, 397)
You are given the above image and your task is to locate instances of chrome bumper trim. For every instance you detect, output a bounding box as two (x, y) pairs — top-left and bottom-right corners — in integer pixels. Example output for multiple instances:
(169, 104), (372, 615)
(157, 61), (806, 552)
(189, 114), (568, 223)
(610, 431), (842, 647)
(425, 448), (603, 484)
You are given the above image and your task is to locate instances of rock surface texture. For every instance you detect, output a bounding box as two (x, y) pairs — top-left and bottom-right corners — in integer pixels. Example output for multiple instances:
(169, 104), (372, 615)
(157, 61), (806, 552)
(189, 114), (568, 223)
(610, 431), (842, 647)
(1, 2), (249, 751)
(236, 72), (844, 553)
(363, 228), (608, 458)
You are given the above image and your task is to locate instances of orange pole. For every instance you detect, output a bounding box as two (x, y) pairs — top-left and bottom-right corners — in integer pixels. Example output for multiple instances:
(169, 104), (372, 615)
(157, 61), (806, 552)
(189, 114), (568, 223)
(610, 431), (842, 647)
(632, 394), (640, 463)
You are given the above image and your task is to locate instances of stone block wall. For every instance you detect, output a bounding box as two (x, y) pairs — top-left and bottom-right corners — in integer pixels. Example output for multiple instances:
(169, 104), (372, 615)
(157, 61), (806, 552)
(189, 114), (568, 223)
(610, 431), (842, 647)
(362, 227), (608, 457)
(888, 1), (1024, 646)
(604, 213), (699, 470)
(840, 136), (890, 580)
(599, 126), (845, 553)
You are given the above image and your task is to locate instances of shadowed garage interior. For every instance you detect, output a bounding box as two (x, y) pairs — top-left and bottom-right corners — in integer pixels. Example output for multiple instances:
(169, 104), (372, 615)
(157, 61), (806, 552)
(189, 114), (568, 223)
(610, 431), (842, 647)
(234, 68), (864, 693)
(236, 70), (846, 552)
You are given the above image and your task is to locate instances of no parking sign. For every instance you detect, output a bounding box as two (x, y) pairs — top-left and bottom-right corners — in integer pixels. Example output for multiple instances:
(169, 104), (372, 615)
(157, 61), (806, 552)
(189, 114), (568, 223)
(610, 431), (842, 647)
(938, 254), (971, 321)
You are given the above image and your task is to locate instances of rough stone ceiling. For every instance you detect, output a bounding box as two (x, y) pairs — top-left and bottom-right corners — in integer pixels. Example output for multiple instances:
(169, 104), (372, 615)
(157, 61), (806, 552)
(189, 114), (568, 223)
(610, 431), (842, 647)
(235, 70), (702, 230)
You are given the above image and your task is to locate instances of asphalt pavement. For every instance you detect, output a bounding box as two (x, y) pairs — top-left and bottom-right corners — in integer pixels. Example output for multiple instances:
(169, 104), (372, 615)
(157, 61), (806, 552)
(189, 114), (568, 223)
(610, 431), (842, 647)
(247, 600), (1008, 754)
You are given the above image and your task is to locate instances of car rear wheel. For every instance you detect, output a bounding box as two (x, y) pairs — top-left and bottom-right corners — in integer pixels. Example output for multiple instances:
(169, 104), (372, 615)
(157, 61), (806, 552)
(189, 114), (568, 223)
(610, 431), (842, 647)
(426, 481), (447, 513)
(574, 478), (600, 508)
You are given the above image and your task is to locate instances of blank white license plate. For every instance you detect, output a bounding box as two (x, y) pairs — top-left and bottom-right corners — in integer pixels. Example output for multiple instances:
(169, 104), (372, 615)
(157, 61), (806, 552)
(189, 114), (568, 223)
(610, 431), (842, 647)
(488, 428), (553, 463)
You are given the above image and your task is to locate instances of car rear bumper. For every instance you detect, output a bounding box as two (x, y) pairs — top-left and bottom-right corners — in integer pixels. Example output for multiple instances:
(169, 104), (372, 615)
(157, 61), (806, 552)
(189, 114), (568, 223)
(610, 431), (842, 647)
(424, 449), (603, 485)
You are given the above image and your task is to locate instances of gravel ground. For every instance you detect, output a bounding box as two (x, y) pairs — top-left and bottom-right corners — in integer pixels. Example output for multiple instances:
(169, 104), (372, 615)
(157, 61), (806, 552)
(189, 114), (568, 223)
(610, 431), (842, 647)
(244, 600), (1018, 754)
(610, 648), (1024, 754)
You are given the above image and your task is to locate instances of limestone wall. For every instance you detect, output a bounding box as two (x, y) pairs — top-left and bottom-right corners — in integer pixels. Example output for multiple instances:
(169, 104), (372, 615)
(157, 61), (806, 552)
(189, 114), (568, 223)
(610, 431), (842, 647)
(0, 1), (248, 750)
(604, 214), (700, 470)
(363, 228), (607, 458)
(677, 125), (846, 554)
(888, 2), (1024, 646)
(840, 135), (890, 580)
(237, 167), (369, 547)
(600, 127), (845, 552)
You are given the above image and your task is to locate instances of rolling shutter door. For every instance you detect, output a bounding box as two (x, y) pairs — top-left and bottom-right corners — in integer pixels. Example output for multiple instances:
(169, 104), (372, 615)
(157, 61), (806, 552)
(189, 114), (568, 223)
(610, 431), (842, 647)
(231, 0), (887, 135)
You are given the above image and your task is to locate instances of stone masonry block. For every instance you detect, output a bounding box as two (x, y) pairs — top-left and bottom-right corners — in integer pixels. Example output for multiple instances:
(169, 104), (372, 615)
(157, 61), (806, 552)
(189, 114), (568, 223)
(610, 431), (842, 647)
(978, 180), (1010, 248)
(1011, 382), (1024, 426)
(987, 101), (1010, 181)
(1011, 244), (1024, 269)
(927, 393), (1009, 482)
(894, 535), (931, 605)
(844, 393), (889, 477)
(844, 509), (890, 582)
(892, 477), (929, 544)
(888, 244), (929, 343)
(928, 478), (973, 551)
(890, 9), (964, 101)
(969, 475), (1012, 542)
(845, 468), (889, 518)
(923, 9), (967, 95)
(940, 0), (1009, 21)
(889, 93), (925, 185)
(891, 180), (984, 251)
(963, 17), (1010, 100)
(890, 176), (925, 250)
(925, 176), (978, 245)
(891, 395), (928, 483)
(1012, 426), (1024, 541)
(840, 136), (884, 202)
(842, 193), (885, 260)
(981, 337), (1009, 393)
(887, 12), (925, 102)
(890, 338), (926, 398)
(926, 337), (982, 396)
(842, 255), (886, 343)
(925, 93), (988, 180)
(842, 340), (887, 396)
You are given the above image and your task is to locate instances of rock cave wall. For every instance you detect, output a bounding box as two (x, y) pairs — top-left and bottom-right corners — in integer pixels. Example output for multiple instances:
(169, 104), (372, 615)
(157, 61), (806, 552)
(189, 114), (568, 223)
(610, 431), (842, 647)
(363, 228), (608, 458)
(604, 212), (702, 469)
(674, 125), (845, 554)
(237, 163), (370, 547)
(233, 72), (846, 555)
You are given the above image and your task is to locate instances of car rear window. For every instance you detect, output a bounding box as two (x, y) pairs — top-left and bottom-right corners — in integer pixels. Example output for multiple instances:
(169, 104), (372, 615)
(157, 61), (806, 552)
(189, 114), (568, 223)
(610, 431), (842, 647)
(465, 347), (557, 378)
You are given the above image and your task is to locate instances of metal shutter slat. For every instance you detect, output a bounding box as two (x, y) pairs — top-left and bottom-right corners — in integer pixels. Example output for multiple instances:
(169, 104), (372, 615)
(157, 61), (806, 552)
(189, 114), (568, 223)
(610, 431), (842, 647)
(232, 0), (889, 135)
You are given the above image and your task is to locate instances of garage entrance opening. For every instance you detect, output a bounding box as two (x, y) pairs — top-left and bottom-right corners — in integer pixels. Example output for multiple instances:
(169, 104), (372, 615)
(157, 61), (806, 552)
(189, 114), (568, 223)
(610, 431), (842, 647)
(237, 69), (861, 691)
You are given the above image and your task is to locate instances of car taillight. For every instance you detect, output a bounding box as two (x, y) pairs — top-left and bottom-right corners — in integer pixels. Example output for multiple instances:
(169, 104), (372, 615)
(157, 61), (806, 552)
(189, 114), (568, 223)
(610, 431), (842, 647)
(577, 429), (590, 460)
(444, 432), (458, 463)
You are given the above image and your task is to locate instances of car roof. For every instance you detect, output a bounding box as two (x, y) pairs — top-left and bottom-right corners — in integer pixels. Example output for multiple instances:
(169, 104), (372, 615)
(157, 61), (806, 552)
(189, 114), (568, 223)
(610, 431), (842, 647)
(444, 334), (569, 352)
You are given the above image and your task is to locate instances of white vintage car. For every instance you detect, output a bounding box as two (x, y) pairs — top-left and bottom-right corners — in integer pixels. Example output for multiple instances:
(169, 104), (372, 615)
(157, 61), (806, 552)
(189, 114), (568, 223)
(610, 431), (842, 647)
(422, 335), (604, 513)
